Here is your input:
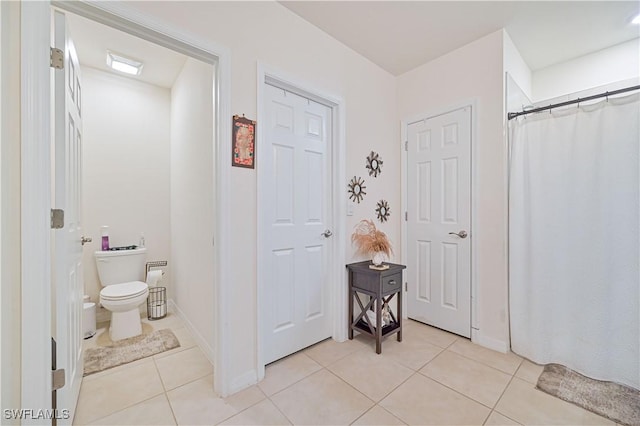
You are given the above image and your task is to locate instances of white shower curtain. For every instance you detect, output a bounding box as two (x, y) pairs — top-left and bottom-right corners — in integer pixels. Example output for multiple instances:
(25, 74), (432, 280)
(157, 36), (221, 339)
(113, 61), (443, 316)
(509, 93), (640, 389)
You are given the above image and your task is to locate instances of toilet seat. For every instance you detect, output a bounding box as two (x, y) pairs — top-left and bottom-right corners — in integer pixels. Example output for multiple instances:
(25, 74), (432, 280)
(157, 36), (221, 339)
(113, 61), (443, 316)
(100, 281), (148, 301)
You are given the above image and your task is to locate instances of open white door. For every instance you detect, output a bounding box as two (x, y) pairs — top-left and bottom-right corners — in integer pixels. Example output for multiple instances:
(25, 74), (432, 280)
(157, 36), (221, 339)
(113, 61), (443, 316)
(261, 83), (333, 364)
(406, 107), (472, 338)
(53, 10), (84, 422)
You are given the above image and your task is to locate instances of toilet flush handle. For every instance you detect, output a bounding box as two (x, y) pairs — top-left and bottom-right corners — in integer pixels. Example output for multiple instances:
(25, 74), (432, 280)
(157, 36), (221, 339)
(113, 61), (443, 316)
(81, 236), (92, 246)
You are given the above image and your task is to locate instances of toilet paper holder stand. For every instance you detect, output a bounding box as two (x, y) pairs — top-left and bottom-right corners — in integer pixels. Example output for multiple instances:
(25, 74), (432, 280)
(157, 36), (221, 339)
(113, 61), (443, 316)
(145, 261), (167, 281)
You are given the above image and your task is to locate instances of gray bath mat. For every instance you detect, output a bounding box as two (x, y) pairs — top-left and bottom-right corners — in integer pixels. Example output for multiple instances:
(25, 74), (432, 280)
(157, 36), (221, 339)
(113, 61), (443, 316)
(536, 363), (640, 426)
(84, 328), (180, 376)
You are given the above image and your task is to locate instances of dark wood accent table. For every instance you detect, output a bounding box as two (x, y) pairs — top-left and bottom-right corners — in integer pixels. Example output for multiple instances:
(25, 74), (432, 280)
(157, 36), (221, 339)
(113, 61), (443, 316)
(346, 261), (406, 354)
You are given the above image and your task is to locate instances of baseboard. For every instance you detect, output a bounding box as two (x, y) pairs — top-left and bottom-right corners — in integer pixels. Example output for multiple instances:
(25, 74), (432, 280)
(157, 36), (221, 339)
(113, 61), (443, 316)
(168, 299), (216, 367)
(471, 329), (509, 353)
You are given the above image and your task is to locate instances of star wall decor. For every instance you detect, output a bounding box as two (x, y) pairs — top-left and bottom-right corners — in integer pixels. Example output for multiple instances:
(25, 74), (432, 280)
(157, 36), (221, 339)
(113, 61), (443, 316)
(348, 176), (367, 203)
(376, 199), (391, 223)
(366, 151), (383, 177)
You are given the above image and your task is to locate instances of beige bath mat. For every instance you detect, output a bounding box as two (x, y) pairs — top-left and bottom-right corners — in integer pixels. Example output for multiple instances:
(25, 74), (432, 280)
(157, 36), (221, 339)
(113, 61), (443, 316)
(537, 363), (640, 426)
(84, 328), (180, 376)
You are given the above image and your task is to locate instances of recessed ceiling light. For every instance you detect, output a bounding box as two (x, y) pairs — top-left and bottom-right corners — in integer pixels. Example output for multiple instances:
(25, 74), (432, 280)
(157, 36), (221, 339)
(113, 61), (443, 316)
(632, 14), (640, 25)
(106, 51), (143, 76)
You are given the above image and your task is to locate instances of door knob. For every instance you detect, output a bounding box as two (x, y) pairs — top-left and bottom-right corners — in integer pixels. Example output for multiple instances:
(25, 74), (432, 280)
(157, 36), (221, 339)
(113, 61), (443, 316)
(448, 230), (468, 239)
(321, 229), (333, 238)
(81, 236), (92, 245)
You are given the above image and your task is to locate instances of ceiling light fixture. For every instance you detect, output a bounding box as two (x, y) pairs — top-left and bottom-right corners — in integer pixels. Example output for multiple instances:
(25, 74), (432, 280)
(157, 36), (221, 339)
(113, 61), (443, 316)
(632, 14), (640, 24)
(106, 51), (143, 76)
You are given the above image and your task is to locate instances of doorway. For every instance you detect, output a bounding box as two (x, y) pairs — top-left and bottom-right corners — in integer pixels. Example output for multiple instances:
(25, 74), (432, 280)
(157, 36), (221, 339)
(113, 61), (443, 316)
(20, 0), (233, 416)
(55, 7), (218, 418)
(404, 106), (474, 338)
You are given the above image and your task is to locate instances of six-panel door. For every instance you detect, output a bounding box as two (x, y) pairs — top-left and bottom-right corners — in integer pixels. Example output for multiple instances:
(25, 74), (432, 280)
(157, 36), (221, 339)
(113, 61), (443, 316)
(406, 107), (472, 338)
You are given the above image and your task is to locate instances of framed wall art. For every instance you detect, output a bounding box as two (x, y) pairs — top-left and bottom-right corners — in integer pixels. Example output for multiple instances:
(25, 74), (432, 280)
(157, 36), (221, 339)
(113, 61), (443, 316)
(232, 114), (256, 169)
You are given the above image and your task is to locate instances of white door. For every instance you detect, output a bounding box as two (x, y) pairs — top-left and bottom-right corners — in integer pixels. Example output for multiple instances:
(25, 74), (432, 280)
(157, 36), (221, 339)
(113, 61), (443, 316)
(53, 10), (84, 421)
(406, 107), (471, 338)
(262, 83), (332, 364)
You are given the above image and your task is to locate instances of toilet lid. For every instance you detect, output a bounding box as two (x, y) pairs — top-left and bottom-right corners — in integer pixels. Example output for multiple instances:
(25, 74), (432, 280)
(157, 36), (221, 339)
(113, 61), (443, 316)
(101, 281), (148, 300)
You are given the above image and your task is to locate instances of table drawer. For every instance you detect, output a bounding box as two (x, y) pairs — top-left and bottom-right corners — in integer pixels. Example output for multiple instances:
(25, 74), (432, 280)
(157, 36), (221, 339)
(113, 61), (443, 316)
(382, 273), (402, 294)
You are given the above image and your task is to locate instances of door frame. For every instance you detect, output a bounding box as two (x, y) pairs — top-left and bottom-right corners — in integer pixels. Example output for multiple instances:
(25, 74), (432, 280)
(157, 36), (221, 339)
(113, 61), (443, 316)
(21, 1), (235, 404)
(400, 99), (480, 342)
(20, 1), (53, 413)
(256, 63), (346, 380)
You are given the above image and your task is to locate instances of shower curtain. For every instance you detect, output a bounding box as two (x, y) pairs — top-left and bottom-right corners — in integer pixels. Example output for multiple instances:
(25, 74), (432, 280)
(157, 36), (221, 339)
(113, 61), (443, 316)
(509, 93), (640, 389)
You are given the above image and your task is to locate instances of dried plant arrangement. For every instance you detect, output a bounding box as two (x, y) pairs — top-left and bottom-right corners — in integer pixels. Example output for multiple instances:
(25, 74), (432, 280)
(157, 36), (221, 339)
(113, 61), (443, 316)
(351, 219), (393, 265)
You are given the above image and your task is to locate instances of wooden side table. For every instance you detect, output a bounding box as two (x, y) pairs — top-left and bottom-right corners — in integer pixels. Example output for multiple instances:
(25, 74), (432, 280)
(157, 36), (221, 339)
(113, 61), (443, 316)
(346, 261), (406, 354)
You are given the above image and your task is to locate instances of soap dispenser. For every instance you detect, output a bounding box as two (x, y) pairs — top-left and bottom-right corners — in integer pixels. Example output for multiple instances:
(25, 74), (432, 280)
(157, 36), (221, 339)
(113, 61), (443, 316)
(101, 226), (110, 251)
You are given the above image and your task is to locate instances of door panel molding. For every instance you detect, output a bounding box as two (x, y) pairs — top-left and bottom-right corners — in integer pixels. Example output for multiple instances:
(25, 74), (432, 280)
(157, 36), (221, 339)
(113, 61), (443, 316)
(257, 63), (346, 380)
(401, 99), (479, 341)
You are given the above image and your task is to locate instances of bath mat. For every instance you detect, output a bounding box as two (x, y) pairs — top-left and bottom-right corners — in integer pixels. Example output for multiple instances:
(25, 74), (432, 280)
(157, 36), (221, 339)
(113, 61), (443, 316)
(84, 328), (180, 376)
(536, 363), (640, 426)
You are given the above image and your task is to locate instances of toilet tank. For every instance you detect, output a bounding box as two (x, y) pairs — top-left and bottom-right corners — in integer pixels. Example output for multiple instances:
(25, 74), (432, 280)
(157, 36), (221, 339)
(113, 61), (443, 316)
(94, 248), (147, 286)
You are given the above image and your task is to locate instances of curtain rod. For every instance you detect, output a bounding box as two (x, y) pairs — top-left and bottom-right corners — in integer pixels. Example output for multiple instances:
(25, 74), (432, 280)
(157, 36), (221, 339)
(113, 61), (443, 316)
(507, 85), (640, 120)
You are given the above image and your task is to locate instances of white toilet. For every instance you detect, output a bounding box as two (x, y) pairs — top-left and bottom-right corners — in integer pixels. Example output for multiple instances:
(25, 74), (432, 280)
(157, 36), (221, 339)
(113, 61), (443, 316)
(94, 248), (148, 341)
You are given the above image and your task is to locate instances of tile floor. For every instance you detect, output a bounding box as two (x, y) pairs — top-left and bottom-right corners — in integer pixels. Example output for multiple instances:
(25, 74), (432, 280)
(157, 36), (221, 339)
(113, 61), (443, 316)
(74, 316), (615, 425)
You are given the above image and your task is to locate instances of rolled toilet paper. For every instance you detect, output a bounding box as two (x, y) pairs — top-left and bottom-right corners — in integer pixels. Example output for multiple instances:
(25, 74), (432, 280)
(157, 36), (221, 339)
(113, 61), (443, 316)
(146, 269), (163, 287)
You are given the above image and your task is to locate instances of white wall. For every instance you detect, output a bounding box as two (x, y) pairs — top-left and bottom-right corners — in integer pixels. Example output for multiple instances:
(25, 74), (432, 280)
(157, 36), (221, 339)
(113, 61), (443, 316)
(121, 1), (398, 392)
(0, 1), (21, 418)
(533, 38), (640, 102)
(170, 58), (215, 359)
(397, 30), (510, 351)
(82, 67), (172, 306)
(504, 31), (532, 104)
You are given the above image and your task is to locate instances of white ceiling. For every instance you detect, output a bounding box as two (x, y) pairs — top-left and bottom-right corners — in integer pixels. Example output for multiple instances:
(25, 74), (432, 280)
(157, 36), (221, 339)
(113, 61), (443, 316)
(66, 12), (187, 89)
(65, 2), (639, 82)
(280, 1), (640, 76)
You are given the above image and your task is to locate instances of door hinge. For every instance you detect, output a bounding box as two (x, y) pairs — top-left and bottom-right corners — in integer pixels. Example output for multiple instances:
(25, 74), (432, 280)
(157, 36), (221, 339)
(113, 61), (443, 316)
(50, 47), (64, 70)
(51, 209), (64, 229)
(405, 211), (408, 221)
(52, 368), (65, 391)
(51, 337), (65, 392)
(404, 141), (408, 151)
(405, 282), (408, 292)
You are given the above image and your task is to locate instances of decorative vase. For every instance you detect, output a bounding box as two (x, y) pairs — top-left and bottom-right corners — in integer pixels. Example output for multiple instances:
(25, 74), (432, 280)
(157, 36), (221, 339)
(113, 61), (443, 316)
(372, 252), (385, 266)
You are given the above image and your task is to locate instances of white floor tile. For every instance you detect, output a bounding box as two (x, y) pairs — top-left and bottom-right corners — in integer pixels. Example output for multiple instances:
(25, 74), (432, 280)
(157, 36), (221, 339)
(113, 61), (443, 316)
(75, 318), (615, 426)
(328, 350), (413, 402)
(88, 394), (176, 425)
(258, 352), (322, 396)
(380, 374), (490, 425)
(155, 346), (213, 391)
(495, 377), (614, 425)
(352, 405), (406, 425)
(219, 399), (291, 425)
(74, 359), (164, 425)
(167, 375), (238, 425)
(420, 350), (511, 407)
(271, 369), (373, 425)
(448, 339), (522, 375)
